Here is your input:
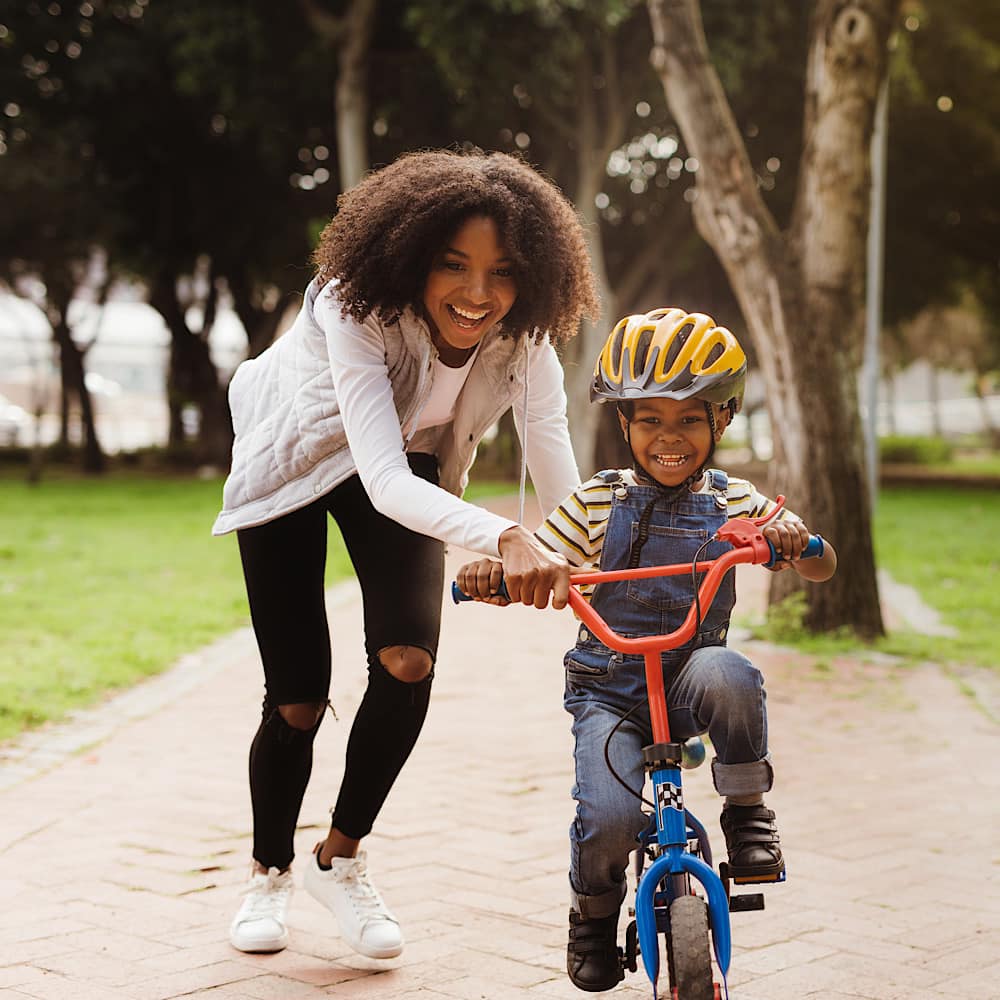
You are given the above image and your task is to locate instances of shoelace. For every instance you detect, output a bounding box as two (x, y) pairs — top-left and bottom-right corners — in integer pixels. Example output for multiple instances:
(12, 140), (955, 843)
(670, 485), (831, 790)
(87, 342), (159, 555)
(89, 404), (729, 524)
(341, 864), (395, 924)
(241, 873), (291, 919)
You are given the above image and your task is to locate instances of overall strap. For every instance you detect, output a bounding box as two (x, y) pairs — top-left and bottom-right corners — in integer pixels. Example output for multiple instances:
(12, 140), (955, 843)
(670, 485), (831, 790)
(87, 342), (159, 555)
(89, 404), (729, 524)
(597, 469), (628, 489)
(709, 468), (729, 492)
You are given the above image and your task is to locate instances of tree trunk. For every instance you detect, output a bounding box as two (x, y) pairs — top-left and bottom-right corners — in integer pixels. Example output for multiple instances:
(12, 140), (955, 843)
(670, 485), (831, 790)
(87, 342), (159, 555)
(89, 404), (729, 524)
(561, 48), (626, 474)
(44, 275), (105, 473)
(647, 0), (895, 637)
(301, 0), (376, 192)
(58, 354), (71, 448)
(228, 270), (294, 359)
(149, 272), (233, 466)
(51, 316), (105, 473)
(335, 0), (375, 191)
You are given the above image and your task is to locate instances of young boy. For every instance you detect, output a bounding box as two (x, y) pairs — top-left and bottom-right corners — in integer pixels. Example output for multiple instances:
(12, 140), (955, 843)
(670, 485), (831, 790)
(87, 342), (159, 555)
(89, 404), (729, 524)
(456, 307), (837, 992)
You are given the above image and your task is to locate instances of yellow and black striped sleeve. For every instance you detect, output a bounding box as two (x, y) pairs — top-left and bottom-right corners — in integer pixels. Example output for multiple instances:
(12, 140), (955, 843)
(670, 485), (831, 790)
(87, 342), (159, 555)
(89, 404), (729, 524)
(535, 474), (615, 568)
(726, 476), (800, 523)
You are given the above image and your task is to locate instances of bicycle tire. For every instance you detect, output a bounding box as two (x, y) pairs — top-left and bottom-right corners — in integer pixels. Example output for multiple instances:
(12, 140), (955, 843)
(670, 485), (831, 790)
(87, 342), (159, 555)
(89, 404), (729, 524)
(668, 895), (714, 1000)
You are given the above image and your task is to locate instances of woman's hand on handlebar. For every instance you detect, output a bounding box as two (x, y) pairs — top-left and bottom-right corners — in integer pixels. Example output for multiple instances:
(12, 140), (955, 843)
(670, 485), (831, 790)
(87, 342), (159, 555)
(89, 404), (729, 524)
(497, 525), (572, 609)
(455, 558), (511, 606)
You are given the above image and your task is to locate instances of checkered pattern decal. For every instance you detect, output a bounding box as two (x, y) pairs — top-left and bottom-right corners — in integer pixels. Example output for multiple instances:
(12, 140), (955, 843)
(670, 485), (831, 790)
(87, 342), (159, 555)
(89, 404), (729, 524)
(657, 782), (683, 814)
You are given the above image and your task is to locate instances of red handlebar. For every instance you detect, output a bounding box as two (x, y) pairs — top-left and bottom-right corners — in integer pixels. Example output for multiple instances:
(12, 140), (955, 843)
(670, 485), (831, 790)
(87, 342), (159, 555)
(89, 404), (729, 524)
(566, 499), (788, 656)
(567, 547), (756, 656)
(452, 497), (807, 745)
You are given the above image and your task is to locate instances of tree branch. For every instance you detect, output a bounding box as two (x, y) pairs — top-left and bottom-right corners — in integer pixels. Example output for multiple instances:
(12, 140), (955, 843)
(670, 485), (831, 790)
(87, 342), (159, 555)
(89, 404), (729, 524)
(647, 0), (778, 273)
(298, 0), (344, 42)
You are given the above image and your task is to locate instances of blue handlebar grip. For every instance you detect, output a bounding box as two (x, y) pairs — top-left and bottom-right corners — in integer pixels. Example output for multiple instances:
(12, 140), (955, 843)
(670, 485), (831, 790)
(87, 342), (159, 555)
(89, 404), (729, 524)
(764, 533), (824, 568)
(451, 579), (511, 604)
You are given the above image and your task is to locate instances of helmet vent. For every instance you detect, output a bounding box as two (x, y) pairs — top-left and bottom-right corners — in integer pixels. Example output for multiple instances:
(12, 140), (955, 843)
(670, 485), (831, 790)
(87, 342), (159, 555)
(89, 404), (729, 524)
(611, 326), (625, 370)
(704, 342), (725, 368)
(635, 328), (654, 372)
(663, 323), (691, 372)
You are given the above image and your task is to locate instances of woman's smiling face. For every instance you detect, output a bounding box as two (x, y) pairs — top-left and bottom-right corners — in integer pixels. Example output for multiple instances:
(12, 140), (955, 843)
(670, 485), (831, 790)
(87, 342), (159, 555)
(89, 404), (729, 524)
(620, 396), (723, 487)
(422, 215), (518, 364)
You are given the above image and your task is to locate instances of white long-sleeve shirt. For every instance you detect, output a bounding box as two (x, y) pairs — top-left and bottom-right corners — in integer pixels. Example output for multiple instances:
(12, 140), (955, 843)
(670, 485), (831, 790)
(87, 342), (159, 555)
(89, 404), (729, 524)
(214, 279), (580, 556)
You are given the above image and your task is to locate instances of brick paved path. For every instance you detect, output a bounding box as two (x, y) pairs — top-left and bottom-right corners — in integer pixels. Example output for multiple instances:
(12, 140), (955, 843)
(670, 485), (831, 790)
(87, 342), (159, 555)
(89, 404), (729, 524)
(1, 500), (998, 999)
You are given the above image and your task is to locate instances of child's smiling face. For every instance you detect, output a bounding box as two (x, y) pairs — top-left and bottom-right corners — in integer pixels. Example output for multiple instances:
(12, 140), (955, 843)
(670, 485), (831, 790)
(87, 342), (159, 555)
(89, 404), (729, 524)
(619, 396), (726, 487)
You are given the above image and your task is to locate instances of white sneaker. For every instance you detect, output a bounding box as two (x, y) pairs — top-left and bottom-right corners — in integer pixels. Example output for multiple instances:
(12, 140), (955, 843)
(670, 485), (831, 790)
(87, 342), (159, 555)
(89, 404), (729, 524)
(229, 867), (293, 953)
(304, 848), (403, 958)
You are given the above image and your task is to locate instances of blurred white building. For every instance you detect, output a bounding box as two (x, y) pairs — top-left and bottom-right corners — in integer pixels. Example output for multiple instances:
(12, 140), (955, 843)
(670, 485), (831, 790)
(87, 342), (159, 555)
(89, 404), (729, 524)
(0, 291), (248, 452)
(1, 289), (996, 456)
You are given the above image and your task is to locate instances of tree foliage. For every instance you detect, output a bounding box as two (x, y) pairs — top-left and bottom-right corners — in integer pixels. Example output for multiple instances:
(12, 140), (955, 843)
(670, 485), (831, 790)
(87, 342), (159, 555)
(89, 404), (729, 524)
(1, 0), (994, 481)
(885, 0), (1000, 332)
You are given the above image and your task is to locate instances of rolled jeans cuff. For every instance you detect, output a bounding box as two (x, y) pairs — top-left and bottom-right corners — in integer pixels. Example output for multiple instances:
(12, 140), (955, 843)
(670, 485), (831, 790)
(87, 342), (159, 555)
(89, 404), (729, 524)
(570, 878), (626, 920)
(711, 755), (774, 797)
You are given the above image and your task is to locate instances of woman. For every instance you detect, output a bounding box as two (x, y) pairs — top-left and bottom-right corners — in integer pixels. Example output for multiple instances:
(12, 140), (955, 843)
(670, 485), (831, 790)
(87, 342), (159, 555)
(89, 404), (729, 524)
(214, 149), (599, 958)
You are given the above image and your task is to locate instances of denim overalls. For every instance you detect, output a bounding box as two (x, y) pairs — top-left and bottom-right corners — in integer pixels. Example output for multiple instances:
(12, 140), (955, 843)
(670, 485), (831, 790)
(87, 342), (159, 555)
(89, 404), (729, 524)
(564, 470), (774, 918)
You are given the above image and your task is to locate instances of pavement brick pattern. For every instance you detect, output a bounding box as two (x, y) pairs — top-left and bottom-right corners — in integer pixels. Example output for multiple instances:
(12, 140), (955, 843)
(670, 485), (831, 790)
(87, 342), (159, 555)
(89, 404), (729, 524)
(1, 498), (998, 999)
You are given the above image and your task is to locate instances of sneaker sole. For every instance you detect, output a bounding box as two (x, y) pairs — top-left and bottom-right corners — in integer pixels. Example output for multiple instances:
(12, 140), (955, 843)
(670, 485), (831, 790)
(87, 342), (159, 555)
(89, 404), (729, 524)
(352, 938), (403, 960)
(230, 931), (289, 953)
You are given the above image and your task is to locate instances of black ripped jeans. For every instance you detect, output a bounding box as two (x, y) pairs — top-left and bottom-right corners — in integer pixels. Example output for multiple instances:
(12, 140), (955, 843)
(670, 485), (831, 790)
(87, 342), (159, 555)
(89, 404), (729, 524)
(236, 454), (444, 870)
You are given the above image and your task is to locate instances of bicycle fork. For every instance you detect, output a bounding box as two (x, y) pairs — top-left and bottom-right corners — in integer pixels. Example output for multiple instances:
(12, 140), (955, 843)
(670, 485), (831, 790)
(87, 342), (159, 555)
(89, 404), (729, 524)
(635, 747), (732, 995)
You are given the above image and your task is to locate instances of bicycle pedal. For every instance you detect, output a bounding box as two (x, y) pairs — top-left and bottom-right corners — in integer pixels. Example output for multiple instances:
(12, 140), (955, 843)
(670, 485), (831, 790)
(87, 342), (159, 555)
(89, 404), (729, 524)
(731, 869), (786, 886)
(721, 860), (787, 886)
(729, 892), (765, 912)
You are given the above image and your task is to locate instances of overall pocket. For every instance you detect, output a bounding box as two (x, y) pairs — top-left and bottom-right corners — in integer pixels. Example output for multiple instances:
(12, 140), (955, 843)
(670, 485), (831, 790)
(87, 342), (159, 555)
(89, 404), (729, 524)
(564, 646), (615, 688)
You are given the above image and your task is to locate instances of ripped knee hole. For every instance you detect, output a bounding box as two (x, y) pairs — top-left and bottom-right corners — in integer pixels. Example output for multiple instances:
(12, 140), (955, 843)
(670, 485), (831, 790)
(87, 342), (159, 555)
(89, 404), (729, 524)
(378, 645), (433, 683)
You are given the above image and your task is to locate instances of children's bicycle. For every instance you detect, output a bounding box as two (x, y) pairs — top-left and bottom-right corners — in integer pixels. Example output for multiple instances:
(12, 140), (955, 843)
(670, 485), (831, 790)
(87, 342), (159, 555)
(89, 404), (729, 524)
(454, 502), (823, 1000)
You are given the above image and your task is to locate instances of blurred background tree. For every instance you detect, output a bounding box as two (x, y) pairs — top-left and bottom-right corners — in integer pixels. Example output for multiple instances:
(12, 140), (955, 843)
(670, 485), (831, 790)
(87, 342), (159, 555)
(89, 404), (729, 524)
(0, 0), (995, 633)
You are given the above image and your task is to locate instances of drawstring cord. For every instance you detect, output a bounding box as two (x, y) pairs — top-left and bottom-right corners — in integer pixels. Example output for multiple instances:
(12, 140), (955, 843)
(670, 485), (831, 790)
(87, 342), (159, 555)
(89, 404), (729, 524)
(517, 336), (530, 526)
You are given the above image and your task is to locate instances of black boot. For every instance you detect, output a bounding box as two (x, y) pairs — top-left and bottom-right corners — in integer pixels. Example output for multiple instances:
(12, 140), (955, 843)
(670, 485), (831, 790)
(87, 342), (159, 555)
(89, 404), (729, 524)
(720, 803), (785, 883)
(567, 909), (624, 992)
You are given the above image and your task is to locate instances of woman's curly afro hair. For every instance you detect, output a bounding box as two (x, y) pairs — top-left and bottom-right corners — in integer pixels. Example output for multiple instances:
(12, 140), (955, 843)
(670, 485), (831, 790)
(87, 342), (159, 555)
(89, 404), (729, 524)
(313, 148), (600, 345)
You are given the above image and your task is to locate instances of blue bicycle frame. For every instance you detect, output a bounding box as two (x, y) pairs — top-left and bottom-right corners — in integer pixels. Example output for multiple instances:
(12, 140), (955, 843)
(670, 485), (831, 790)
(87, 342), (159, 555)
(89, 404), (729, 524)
(634, 721), (732, 992)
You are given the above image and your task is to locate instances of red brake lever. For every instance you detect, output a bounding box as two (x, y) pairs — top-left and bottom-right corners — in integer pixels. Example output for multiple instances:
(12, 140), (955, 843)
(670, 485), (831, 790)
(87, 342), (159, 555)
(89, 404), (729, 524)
(714, 495), (785, 563)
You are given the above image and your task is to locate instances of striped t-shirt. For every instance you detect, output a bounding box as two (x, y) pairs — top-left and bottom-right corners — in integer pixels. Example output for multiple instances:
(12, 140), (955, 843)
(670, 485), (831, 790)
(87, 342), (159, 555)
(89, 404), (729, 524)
(535, 469), (799, 577)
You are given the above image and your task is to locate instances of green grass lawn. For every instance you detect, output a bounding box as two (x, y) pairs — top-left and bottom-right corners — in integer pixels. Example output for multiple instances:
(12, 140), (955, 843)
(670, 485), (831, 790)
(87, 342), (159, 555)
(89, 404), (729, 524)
(1, 474), (255, 742)
(756, 484), (1000, 670)
(1, 471), (997, 744)
(0, 471), (513, 743)
(872, 485), (999, 668)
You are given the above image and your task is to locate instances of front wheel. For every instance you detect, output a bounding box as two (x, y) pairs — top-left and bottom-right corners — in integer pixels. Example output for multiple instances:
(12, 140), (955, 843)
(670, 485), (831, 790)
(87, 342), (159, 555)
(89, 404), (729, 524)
(668, 894), (714, 1000)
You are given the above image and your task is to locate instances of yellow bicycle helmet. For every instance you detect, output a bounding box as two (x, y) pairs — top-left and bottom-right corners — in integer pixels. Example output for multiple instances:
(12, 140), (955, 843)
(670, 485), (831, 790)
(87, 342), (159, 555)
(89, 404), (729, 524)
(591, 306), (747, 414)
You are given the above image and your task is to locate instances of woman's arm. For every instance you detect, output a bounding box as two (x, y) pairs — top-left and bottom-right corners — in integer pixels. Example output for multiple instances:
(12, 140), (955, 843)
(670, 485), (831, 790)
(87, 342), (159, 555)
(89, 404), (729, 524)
(318, 290), (518, 556)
